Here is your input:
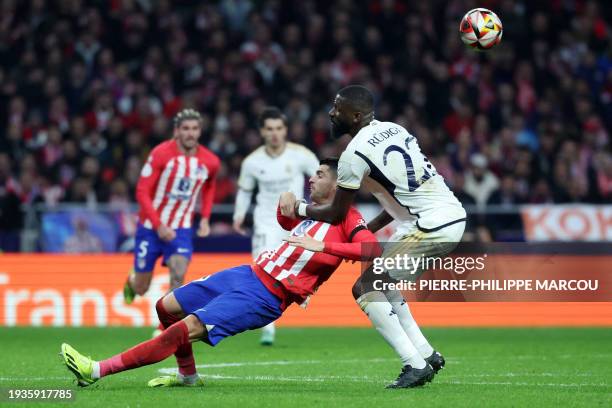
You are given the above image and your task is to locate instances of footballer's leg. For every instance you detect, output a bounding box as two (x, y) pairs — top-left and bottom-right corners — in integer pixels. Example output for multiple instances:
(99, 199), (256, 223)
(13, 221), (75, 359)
(260, 322), (275, 346)
(152, 228), (192, 336)
(129, 272), (153, 297)
(385, 223), (465, 376)
(148, 267), (253, 387)
(61, 315), (204, 387)
(167, 254), (189, 291)
(147, 293), (203, 387)
(164, 227), (193, 291)
(61, 270), (234, 388)
(149, 265), (283, 386)
(352, 272), (433, 388)
(125, 224), (161, 304)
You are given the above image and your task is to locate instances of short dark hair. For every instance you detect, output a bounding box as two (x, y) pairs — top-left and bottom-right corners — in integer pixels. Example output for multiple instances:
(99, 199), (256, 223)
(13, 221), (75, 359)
(258, 106), (287, 128)
(173, 108), (203, 128)
(319, 157), (339, 175)
(338, 85), (374, 113)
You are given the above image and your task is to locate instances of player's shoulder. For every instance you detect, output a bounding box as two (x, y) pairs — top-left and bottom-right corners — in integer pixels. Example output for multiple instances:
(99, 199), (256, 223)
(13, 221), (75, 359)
(151, 139), (175, 154)
(242, 146), (266, 164)
(344, 206), (368, 227)
(197, 145), (220, 164)
(339, 142), (363, 162)
(286, 142), (315, 156)
(149, 139), (177, 161)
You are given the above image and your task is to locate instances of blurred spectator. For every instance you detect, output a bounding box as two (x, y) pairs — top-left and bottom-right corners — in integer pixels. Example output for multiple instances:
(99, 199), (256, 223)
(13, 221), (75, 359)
(64, 218), (103, 253)
(464, 154), (499, 208)
(0, 0), (608, 233)
(486, 174), (523, 240)
(0, 153), (22, 251)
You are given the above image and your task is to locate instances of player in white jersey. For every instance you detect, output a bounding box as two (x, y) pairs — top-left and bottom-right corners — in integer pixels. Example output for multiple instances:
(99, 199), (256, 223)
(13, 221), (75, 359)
(233, 106), (319, 345)
(281, 85), (466, 388)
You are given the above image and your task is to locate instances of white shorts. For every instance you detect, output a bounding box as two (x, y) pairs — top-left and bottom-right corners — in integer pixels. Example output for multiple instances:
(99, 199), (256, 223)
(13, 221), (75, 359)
(251, 226), (290, 260)
(383, 220), (466, 281)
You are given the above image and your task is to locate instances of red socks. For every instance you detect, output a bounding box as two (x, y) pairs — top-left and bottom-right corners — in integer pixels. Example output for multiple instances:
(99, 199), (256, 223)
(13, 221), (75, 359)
(99, 320), (190, 377)
(155, 298), (196, 376)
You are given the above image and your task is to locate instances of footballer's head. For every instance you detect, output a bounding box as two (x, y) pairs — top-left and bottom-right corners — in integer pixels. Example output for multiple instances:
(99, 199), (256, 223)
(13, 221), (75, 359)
(258, 107), (287, 149)
(173, 108), (203, 151)
(329, 85), (374, 139)
(309, 157), (338, 204)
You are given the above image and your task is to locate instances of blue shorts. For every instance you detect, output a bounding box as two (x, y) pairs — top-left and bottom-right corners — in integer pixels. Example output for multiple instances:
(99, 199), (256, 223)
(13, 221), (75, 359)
(133, 224), (193, 273)
(173, 265), (283, 346)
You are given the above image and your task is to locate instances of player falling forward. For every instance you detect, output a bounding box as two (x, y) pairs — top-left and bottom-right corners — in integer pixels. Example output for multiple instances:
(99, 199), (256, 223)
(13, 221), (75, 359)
(61, 158), (382, 388)
(233, 106), (319, 345)
(123, 109), (220, 325)
(281, 85), (466, 388)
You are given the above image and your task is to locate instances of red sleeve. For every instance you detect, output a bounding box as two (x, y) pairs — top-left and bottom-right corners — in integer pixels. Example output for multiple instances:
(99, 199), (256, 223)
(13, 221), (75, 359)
(135, 149), (164, 229)
(323, 229), (381, 261)
(277, 204), (301, 231)
(200, 153), (220, 219)
(322, 207), (382, 261)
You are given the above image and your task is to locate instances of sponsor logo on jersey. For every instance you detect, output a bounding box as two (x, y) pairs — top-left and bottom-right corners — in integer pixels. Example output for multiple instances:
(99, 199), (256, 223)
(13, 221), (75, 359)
(177, 177), (191, 192)
(292, 219), (315, 237)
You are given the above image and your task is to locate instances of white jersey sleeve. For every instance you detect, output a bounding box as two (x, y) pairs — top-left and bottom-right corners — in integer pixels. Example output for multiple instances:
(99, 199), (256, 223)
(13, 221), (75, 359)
(234, 157), (256, 221)
(337, 149), (370, 190)
(237, 157), (257, 191)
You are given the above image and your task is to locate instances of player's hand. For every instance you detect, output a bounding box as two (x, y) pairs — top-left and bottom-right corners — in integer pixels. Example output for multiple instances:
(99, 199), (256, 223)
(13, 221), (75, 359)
(157, 225), (176, 242)
(232, 216), (248, 235)
(284, 235), (324, 252)
(197, 218), (211, 238)
(279, 192), (297, 218)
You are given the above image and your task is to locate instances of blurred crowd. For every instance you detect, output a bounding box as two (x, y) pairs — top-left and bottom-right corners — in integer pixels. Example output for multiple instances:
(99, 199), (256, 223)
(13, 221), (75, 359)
(0, 0), (611, 239)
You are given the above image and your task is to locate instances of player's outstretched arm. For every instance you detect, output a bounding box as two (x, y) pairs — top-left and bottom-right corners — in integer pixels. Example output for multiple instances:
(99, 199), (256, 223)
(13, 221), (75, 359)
(232, 188), (253, 235)
(367, 210), (393, 233)
(285, 228), (381, 262)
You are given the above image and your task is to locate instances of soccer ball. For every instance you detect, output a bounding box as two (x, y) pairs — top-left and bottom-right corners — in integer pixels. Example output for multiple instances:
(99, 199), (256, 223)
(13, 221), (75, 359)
(459, 8), (503, 50)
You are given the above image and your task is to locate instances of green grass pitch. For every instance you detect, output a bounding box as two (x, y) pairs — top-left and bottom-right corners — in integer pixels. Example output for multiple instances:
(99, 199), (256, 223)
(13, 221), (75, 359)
(0, 327), (610, 407)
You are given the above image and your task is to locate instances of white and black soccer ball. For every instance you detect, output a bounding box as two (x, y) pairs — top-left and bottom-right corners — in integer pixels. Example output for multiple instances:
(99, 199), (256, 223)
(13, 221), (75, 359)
(459, 8), (503, 50)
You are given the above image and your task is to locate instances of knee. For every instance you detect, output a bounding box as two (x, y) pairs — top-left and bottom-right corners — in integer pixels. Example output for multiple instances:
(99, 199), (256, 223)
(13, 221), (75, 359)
(183, 315), (205, 341)
(155, 297), (165, 319)
(169, 257), (188, 277)
(132, 280), (150, 296)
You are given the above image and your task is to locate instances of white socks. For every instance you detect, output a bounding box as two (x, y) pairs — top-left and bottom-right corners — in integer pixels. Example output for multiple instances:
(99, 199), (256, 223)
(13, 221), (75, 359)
(177, 373), (199, 384)
(92, 362), (100, 379)
(262, 322), (275, 337)
(356, 291), (426, 369)
(385, 290), (434, 358)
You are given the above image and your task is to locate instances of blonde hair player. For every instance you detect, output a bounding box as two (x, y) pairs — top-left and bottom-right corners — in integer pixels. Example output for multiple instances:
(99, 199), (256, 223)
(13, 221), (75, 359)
(124, 109), (220, 337)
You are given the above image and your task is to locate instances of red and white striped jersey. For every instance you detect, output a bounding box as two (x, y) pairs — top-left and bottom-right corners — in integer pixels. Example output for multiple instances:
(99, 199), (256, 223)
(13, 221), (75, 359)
(253, 206), (376, 306)
(136, 139), (220, 230)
